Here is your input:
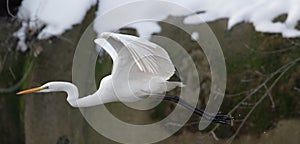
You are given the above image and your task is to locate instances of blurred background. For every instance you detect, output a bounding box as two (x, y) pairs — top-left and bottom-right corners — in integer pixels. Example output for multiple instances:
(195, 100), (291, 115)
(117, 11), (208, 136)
(1, 0), (300, 144)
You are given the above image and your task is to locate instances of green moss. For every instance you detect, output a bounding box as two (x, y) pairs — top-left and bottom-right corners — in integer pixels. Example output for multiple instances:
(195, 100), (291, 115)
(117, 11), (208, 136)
(0, 49), (34, 144)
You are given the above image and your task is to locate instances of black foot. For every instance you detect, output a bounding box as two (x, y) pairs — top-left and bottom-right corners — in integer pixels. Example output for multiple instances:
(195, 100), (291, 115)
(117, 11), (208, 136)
(161, 95), (233, 125)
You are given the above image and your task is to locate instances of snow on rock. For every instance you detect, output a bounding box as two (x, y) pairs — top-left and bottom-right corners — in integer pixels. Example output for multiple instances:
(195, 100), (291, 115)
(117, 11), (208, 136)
(14, 0), (96, 51)
(94, 0), (170, 39)
(191, 32), (199, 41)
(14, 0), (300, 51)
(93, 0), (204, 39)
(94, 0), (300, 40)
(181, 0), (300, 38)
(226, 0), (300, 37)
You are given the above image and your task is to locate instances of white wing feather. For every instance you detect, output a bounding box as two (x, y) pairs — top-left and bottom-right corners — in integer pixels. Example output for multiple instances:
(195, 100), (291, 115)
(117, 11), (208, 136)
(95, 32), (175, 80)
(94, 38), (118, 61)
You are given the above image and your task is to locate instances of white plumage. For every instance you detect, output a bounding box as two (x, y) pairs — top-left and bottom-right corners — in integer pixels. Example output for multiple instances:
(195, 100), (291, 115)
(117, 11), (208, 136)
(18, 32), (183, 107)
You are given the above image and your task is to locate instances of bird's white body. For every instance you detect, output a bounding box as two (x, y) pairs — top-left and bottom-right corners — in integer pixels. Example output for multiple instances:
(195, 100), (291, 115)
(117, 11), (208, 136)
(17, 32), (234, 126)
(19, 32), (182, 107)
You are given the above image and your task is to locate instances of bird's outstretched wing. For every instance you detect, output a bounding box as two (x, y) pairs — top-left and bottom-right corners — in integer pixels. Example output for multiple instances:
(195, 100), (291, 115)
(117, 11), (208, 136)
(94, 32), (175, 80)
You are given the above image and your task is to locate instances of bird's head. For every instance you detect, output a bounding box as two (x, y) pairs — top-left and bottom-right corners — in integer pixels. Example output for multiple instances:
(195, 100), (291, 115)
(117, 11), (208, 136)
(17, 82), (69, 95)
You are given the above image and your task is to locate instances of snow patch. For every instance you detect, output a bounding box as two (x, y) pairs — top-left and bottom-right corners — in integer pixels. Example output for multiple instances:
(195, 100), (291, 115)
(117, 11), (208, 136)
(14, 0), (96, 51)
(14, 0), (300, 52)
(191, 32), (199, 41)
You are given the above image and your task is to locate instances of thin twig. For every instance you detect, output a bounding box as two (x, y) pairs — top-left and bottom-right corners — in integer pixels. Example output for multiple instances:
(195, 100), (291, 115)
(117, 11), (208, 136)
(264, 84), (275, 109)
(294, 87), (300, 92)
(211, 131), (219, 141)
(262, 46), (295, 54)
(227, 93), (269, 143)
(243, 43), (256, 52)
(6, 0), (16, 18)
(228, 57), (300, 115)
(240, 102), (255, 107)
(286, 39), (300, 47)
(9, 67), (16, 80)
(240, 79), (255, 83)
(225, 89), (252, 97)
(0, 51), (9, 75)
(243, 43), (295, 54)
(206, 57), (300, 143)
(226, 59), (296, 143)
(57, 36), (75, 46)
(196, 123), (220, 142)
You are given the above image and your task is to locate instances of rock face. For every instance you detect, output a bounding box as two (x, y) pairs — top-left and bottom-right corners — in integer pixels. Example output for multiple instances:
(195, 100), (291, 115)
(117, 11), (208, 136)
(1, 8), (299, 144)
(0, 95), (23, 144)
(0, 18), (24, 144)
(24, 33), (84, 144)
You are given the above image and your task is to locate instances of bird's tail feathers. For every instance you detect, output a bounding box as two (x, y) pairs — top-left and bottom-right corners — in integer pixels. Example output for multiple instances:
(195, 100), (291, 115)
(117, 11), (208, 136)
(165, 82), (185, 91)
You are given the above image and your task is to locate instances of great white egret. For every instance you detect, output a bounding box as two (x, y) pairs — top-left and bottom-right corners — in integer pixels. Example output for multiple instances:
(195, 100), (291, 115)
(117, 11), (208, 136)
(17, 32), (231, 124)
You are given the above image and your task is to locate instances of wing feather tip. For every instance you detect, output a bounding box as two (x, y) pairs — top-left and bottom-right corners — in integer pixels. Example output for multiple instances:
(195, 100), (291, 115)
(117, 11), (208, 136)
(94, 38), (104, 45)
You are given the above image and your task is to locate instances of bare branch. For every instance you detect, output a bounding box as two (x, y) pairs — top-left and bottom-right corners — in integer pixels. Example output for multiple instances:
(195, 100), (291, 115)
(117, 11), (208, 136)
(243, 43), (295, 54)
(9, 67), (17, 80)
(211, 131), (219, 141)
(294, 87), (300, 92)
(264, 84), (275, 109)
(225, 89), (252, 98)
(228, 57), (300, 115)
(226, 58), (296, 143)
(6, 0), (16, 18)
(206, 57), (300, 143)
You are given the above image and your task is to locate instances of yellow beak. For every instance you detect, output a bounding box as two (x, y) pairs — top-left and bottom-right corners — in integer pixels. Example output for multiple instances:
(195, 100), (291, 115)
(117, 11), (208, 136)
(17, 87), (44, 95)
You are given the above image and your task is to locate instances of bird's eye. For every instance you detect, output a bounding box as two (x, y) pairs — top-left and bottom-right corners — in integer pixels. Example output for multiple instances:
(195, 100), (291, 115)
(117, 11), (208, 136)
(43, 86), (49, 89)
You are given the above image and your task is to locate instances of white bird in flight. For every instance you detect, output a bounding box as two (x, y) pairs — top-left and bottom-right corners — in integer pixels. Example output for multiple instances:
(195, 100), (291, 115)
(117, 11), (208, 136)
(17, 32), (231, 124)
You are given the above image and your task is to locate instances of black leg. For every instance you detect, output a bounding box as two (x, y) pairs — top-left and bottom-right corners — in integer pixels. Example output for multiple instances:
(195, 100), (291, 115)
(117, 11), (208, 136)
(160, 95), (233, 125)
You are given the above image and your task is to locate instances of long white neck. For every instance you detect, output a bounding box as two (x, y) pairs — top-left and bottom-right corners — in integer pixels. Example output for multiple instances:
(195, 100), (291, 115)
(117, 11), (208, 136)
(50, 81), (116, 107)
